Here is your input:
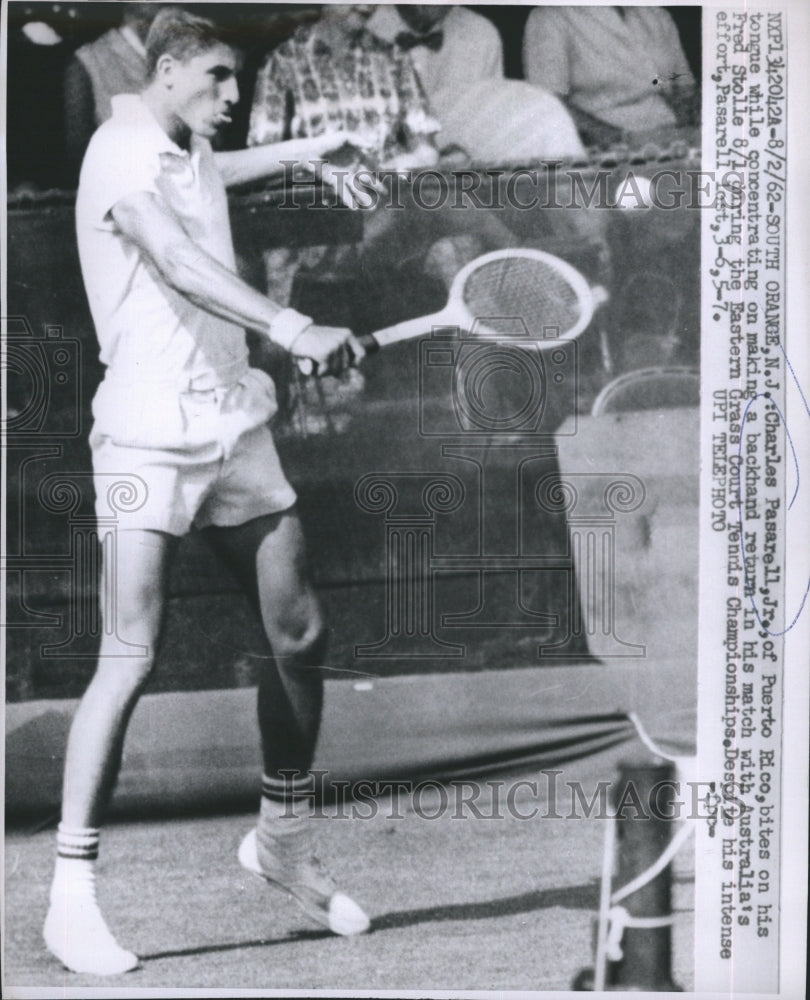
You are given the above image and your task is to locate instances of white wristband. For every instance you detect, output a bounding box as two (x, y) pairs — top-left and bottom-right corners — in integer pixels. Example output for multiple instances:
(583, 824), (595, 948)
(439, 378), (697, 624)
(268, 308), (313, 352)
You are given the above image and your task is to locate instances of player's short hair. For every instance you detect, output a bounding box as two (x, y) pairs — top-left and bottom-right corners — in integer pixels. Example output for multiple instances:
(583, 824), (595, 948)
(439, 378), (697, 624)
(145, 8), (233, 79)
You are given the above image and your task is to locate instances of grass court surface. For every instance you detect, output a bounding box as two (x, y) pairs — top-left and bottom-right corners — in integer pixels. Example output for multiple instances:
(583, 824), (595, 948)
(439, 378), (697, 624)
(5, 745), (694, 994)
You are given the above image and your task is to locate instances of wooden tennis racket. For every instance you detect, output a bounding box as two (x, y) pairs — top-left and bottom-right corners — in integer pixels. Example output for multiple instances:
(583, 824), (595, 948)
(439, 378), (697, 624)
(298, 248), (608, 374)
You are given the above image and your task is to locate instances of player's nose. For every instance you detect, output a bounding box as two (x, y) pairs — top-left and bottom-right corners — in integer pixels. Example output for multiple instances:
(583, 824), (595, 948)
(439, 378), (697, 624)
(222, 76), (239, 107)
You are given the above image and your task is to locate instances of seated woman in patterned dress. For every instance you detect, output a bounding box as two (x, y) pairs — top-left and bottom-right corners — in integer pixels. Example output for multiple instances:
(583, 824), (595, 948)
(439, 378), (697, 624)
(248, 4), (440, 172)
(245, 6), (445, 435)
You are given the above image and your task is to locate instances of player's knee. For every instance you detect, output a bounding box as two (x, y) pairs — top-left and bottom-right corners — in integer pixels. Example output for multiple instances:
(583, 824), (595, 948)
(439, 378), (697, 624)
(94, 652), (157, 692)
(95, 624), (160, 689)
(272, 608), (326, 662)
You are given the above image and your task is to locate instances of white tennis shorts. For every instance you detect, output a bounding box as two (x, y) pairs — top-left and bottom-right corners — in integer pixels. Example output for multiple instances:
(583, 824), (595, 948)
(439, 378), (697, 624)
(90, 367), (297, 535)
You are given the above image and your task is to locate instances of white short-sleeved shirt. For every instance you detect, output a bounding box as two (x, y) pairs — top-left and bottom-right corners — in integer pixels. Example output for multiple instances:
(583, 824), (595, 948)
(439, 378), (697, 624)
(523, 7), (695, 134)
(77, 95), (277, 451)
(77, 94), (251, 385)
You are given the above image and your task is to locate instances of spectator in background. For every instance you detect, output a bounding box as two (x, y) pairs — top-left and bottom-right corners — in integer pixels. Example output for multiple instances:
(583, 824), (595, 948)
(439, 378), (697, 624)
(245, 4), (581, 435)
(367, 5), (503, 110)
(248, 4), (440, 171)
(366, 4), (501, 152)
(64, 3), (163, 177)
(523, 6), (697, 147)
(366, 4), (582, 163)
(430, 77), (583, 165)
(245, 2), (442, 297)
(246, 4), (443, 432)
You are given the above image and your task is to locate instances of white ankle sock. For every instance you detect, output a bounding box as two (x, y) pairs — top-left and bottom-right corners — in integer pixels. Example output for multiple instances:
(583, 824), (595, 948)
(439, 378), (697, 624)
(52, 857), (96, 897)
(45, 826), (139, 974)
(52, 824), (100, 898)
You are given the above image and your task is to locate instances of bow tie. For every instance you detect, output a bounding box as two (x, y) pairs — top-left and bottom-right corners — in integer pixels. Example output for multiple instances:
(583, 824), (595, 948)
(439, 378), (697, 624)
(395, 29), (444, 52)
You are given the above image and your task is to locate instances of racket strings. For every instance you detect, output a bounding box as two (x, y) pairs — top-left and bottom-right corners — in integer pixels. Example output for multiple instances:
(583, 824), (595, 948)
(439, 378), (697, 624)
(461, 258), (583, 339)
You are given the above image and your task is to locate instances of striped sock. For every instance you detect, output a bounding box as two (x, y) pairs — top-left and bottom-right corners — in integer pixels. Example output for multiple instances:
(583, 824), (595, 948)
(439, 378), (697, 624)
(56, 823), (100, 861)
(260, 771), (316, 820)
(45, 825), (140, 973)
(51, 824), (100, 898)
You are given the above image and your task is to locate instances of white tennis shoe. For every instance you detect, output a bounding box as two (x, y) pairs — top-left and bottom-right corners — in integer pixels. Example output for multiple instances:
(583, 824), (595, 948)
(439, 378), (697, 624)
(238, 823), (370, 936)
(44, 885), (139, 976)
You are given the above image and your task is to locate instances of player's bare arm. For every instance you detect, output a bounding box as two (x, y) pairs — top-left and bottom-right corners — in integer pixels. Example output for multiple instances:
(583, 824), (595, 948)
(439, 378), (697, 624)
(216, 131), (382, 209)
(110, 190), (365, 374)
(214, 132), (368, 188)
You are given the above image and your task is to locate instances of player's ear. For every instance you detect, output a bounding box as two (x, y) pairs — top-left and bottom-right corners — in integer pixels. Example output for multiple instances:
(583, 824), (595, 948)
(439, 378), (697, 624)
(154, 52), (176, 87)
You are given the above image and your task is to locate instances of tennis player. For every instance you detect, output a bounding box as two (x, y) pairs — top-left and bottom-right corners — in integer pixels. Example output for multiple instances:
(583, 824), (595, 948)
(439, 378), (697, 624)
(44, 8), (369, 976)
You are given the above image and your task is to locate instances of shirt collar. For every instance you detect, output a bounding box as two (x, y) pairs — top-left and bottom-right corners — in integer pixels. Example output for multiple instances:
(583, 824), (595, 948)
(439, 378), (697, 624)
(110, 94), (201, 159)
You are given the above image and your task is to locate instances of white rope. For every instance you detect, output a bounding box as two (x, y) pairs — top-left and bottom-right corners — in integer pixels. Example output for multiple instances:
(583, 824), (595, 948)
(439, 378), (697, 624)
(593, 713), (698, 980)
(627, 711), (698, 783)
(611, 820), (694, 903)
(604, 905), (676, 961)
(594, 811), (695, 981)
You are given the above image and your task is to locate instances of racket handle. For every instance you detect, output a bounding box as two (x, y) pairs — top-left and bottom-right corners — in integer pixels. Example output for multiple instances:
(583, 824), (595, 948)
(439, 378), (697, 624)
(368, 311), (447, 348)
(358, 332), (380, 354)
(296, 333), (379, 377)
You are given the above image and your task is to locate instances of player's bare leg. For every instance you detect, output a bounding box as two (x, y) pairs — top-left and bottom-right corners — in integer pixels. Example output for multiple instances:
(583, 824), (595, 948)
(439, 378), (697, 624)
(205, 510), (370, 935)
(44, 529), (173, 975)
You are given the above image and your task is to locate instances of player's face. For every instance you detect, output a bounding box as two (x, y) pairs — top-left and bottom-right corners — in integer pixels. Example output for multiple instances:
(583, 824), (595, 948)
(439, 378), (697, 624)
(166, 44), (240, 139)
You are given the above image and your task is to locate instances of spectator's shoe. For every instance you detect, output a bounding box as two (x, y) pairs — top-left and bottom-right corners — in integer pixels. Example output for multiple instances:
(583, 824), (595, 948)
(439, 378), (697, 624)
(238, 823), (370, 936)
(44, 886), (139, 975)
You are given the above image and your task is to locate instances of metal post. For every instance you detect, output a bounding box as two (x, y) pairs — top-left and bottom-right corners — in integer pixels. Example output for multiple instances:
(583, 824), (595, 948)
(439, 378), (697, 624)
(607, 759), (681, 991)
(573, 758), (682, 991)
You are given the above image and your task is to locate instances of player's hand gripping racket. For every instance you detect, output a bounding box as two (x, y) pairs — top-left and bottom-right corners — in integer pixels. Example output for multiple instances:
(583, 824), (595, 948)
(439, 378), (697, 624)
(297, 248), (608, 375)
